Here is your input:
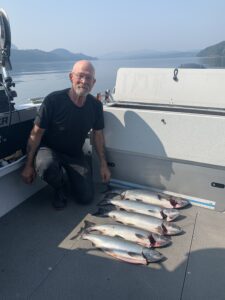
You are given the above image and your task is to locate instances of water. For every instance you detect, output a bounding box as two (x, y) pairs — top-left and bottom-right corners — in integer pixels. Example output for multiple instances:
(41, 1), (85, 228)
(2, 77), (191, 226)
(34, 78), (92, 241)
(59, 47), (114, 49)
(10, 56), (225, 104)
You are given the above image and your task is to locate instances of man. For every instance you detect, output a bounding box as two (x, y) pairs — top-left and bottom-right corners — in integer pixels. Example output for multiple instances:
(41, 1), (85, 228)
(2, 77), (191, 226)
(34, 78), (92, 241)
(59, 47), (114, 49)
(22, 60), (111, 210)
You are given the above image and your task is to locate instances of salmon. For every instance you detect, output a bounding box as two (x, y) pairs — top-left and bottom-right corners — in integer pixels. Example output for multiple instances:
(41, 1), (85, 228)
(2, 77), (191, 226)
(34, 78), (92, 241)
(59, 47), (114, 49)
(82, 232), (164, 264)
(105, 188), (190, 209)
(100, 197), (180, 221)
(81, 220), (171, 248)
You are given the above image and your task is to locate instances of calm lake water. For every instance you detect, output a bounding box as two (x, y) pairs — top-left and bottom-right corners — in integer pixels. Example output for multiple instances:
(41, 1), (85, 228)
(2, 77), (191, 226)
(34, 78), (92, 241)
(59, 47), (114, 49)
(11, 56), (225, 104)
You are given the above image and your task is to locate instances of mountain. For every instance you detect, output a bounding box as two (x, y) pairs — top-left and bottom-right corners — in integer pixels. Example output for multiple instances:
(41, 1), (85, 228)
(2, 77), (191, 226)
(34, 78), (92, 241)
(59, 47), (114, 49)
(10, 48), (97, 63)
(99, 50), (198, 60)
(50, 48), (96, 61)
(197, 41), (225, 57)
(99, 49), (161, 60)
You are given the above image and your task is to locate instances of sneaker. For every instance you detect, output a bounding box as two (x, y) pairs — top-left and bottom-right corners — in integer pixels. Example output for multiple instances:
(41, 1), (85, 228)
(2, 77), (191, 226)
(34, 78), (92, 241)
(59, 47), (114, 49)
(53, 188), (67, 210)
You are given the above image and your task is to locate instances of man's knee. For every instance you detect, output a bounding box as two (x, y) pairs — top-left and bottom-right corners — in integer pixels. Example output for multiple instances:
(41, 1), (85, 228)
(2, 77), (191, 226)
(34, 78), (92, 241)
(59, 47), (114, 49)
(35, 156), (59, 178)
(35, 149), (63, 188)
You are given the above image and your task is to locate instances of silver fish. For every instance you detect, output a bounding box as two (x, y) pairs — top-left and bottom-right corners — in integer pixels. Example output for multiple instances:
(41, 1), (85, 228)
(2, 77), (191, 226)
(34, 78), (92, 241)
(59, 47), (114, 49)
(100, 197), (180, 221)
(82, 232), (164, 264)
(106, 189), (189, 209)
(82, 220), (171, 248)
(95, 208), (182, 236)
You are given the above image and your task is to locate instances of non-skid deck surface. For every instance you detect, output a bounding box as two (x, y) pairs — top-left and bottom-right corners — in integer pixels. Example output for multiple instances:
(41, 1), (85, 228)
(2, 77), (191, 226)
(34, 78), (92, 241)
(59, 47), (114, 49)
(0, 185), (225, 300)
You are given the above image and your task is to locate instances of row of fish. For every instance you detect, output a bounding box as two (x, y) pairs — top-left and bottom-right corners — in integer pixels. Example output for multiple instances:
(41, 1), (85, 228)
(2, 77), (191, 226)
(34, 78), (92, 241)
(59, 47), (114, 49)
(94, 208), (182, 236)
(81, 188), (190, 265)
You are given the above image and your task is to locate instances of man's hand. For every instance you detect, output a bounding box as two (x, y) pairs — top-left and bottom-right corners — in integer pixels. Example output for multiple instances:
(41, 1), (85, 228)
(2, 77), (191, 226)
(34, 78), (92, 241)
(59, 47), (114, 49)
(21, 165), (36, 184)
(100, 162), (111, 183)
(21, 124), (45, 184)
(92, 129), (111, 183)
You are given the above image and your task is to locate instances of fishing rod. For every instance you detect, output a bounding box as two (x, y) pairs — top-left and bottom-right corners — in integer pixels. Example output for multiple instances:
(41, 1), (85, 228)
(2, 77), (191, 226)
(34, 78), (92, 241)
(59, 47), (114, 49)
(0, 8), (17, 114)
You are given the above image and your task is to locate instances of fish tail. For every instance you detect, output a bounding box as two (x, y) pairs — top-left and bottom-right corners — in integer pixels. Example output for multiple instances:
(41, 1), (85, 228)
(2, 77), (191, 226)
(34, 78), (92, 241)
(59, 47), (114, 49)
(83, 220), (96, 230)
(97, 198), (111, 206)
(103, 193), (122, 200)
(105, 191), (118, 197)
(92, 207), (111, 217)
(70, 220), (96, 240)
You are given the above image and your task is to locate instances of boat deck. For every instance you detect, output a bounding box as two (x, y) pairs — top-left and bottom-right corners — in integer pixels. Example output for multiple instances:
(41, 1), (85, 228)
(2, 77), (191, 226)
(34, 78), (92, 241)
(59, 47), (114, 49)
(1, 184), (225, 300)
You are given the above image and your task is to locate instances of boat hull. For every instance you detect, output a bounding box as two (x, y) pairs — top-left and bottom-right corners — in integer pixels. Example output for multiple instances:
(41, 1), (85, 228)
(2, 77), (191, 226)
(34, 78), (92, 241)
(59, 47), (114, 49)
(0, 156), (46, 218)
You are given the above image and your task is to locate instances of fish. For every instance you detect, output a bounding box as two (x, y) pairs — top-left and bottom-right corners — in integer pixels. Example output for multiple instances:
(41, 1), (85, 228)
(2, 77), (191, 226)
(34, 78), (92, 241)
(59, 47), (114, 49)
(94, 208), (182, 236)
(82, 232), (164, 264)
(99, 197), (180, 221)
(81, 220), (171, 248)
(105, 188), (189, 209)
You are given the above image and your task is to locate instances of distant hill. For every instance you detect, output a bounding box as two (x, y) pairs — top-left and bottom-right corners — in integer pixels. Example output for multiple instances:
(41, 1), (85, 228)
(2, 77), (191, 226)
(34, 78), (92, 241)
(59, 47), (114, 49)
(197, 41), (225, 57)
(99, 50), (160, 60)
(99, 50), (198, 60)
(10, 48), (97, 63)
(49, 48), (95, 61)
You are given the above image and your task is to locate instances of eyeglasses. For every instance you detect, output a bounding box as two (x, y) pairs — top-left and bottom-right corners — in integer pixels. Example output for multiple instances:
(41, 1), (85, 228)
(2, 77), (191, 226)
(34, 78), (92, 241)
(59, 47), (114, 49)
(73, 72), (94, 82)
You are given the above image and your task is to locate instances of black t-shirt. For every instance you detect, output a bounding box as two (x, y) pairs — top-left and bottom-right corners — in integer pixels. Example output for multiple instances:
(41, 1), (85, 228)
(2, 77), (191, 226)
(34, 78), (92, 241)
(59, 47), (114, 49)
(35, 88), (104, 158)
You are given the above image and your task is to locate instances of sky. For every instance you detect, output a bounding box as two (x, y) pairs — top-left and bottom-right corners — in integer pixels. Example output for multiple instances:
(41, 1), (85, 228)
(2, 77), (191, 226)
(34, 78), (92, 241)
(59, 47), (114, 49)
(1, 0), (225, 56)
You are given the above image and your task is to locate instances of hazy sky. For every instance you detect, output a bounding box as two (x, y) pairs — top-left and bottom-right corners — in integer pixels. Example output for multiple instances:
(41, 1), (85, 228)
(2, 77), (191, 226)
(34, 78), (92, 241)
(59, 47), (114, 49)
(1, 0), (225, 56)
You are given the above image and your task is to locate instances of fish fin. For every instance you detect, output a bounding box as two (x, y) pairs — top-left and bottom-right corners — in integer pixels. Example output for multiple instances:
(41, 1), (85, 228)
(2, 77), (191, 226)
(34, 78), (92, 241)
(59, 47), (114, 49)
(101, 247), (115, 255)
(114, 234), (123, 239)
(127, 251), (141, 258)
(127, 223), (135, 227)
(134, 198), (143, 202)
(119, 208), (126, 211)
(116, 220), (124, 224)
(135, 233), (146, 240)
(104, 248), (141, 259)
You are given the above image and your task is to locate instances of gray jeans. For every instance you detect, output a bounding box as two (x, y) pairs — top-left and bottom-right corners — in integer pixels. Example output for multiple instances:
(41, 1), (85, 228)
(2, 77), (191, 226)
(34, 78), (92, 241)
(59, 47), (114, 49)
(35, 147), (94, 204)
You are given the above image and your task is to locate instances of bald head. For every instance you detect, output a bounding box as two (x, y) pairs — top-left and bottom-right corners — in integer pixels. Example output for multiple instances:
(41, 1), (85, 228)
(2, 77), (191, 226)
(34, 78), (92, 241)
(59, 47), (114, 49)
(72, 60), (95, 79)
